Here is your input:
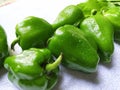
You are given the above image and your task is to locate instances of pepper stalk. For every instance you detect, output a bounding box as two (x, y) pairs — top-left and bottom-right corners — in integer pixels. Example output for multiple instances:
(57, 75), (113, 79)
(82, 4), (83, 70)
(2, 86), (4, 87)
(45, 53), (62, 72)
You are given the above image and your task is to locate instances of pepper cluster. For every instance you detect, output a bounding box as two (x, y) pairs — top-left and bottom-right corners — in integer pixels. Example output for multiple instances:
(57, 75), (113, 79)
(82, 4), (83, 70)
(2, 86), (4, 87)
(1, 0), (120, 90)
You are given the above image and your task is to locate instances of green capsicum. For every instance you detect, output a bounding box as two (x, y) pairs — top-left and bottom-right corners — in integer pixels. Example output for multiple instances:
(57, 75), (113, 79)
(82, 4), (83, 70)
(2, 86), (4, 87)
(48, 25), (99, 73)
(11, 16), (53, 50)
(80, 13), (114, 62)
(98, 0), (120, 6)
(106, 0), (120, 1)
(77, 0), (115, 17)
(103, 6), (120, 43)
(4, 48), (62, 90)
(0, 25), (9, 67)
(52, 5), (84, 30)
(77, 0), (102, 17)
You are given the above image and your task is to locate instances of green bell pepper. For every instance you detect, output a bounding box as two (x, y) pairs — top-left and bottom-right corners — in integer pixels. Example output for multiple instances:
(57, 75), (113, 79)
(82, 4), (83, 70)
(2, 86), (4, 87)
(77, 0), (115, 17)
(106, 0), (120, 1)
(4, 48), (62, 90)
(77, 0), (102, 17)
(103, 6), (120, 43)
(52, 5), (84, 30)
(11, 16), (53, 50)
(48, 25), (99, 73)
(103, 6), (120, 29)
(0, 25), (9, 67)
(80, 13), (114, 62)
(98, 0), (120, 6)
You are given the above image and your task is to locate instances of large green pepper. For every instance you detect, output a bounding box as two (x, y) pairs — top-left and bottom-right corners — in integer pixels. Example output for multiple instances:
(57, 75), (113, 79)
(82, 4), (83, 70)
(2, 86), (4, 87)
(77, 0), (114, 17)
(48, 25), (99, 73)
(103, 6), (120, 43)
(11, 16), (53, 50)
(106, 0), (120, 1)
(98, 0), (120, 6)
(4, 48), (62, 90)
(77, 0), (103, 17)
(0, 25), (9, 67)
(80, 13), (114, 62)
(52, 5), (84, 30)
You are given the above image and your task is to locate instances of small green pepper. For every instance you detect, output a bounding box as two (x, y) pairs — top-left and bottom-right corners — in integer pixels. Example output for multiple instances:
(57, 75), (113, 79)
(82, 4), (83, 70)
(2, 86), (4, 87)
(77, 0), (102, 17)
(4, 48), (62, 90)
(77, 0), (114, 17)
(11, 16), (53, 50)
(106, 0), (120, 1)
(52, 5), (84, 30)
(103, 6), (120, 29)
(80, 13), (114, 62)
(103, 6), (120, 43)
(48, 25), (99, 73)
(0, 25), (9, 67)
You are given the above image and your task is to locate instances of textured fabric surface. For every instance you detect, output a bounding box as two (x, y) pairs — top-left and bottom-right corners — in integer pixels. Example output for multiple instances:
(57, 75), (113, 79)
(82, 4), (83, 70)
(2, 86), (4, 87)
(0, 0), (120, 90)
(0, 0), (15, 7)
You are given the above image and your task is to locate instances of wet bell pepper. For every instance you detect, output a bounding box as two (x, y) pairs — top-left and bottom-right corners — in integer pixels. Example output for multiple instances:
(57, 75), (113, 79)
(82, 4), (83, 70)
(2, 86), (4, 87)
(48, 25), (99, 73)
(103, 6), (120, 43)
(0, 25), (9, 67)
(77, 0), (115, 17)
(103, 6), (120, 29)
(98, 0), (120, 7)
(11, 16), (53, 50)
(4, 48), (62, 90)
(106, 0), (120, 1)
(77, 0), (103, 17)
(52, 5), (84, 30)
(80, 13), (114, 62)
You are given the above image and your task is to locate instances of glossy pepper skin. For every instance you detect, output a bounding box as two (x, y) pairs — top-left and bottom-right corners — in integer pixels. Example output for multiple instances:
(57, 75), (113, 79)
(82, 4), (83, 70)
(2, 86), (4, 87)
(4, 48), (62, 90)
(77, 0), (114, 17)
(103, 6), (120, 43)
(11, 16), (53, 50)
(52, 5), (84, 30)
(77, 0), (103, 17)
(0, 25), (9, 67)
(48, 25), (99, 73)
(80, 13), (114, 62)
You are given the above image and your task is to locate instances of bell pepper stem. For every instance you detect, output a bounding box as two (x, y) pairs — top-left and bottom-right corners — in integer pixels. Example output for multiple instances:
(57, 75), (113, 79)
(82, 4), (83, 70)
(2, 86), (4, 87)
(47, 37), (52, 45)
(45, 53), (62, 72)
(11, 37), (20, 50)
(91, 9), (97, 15)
